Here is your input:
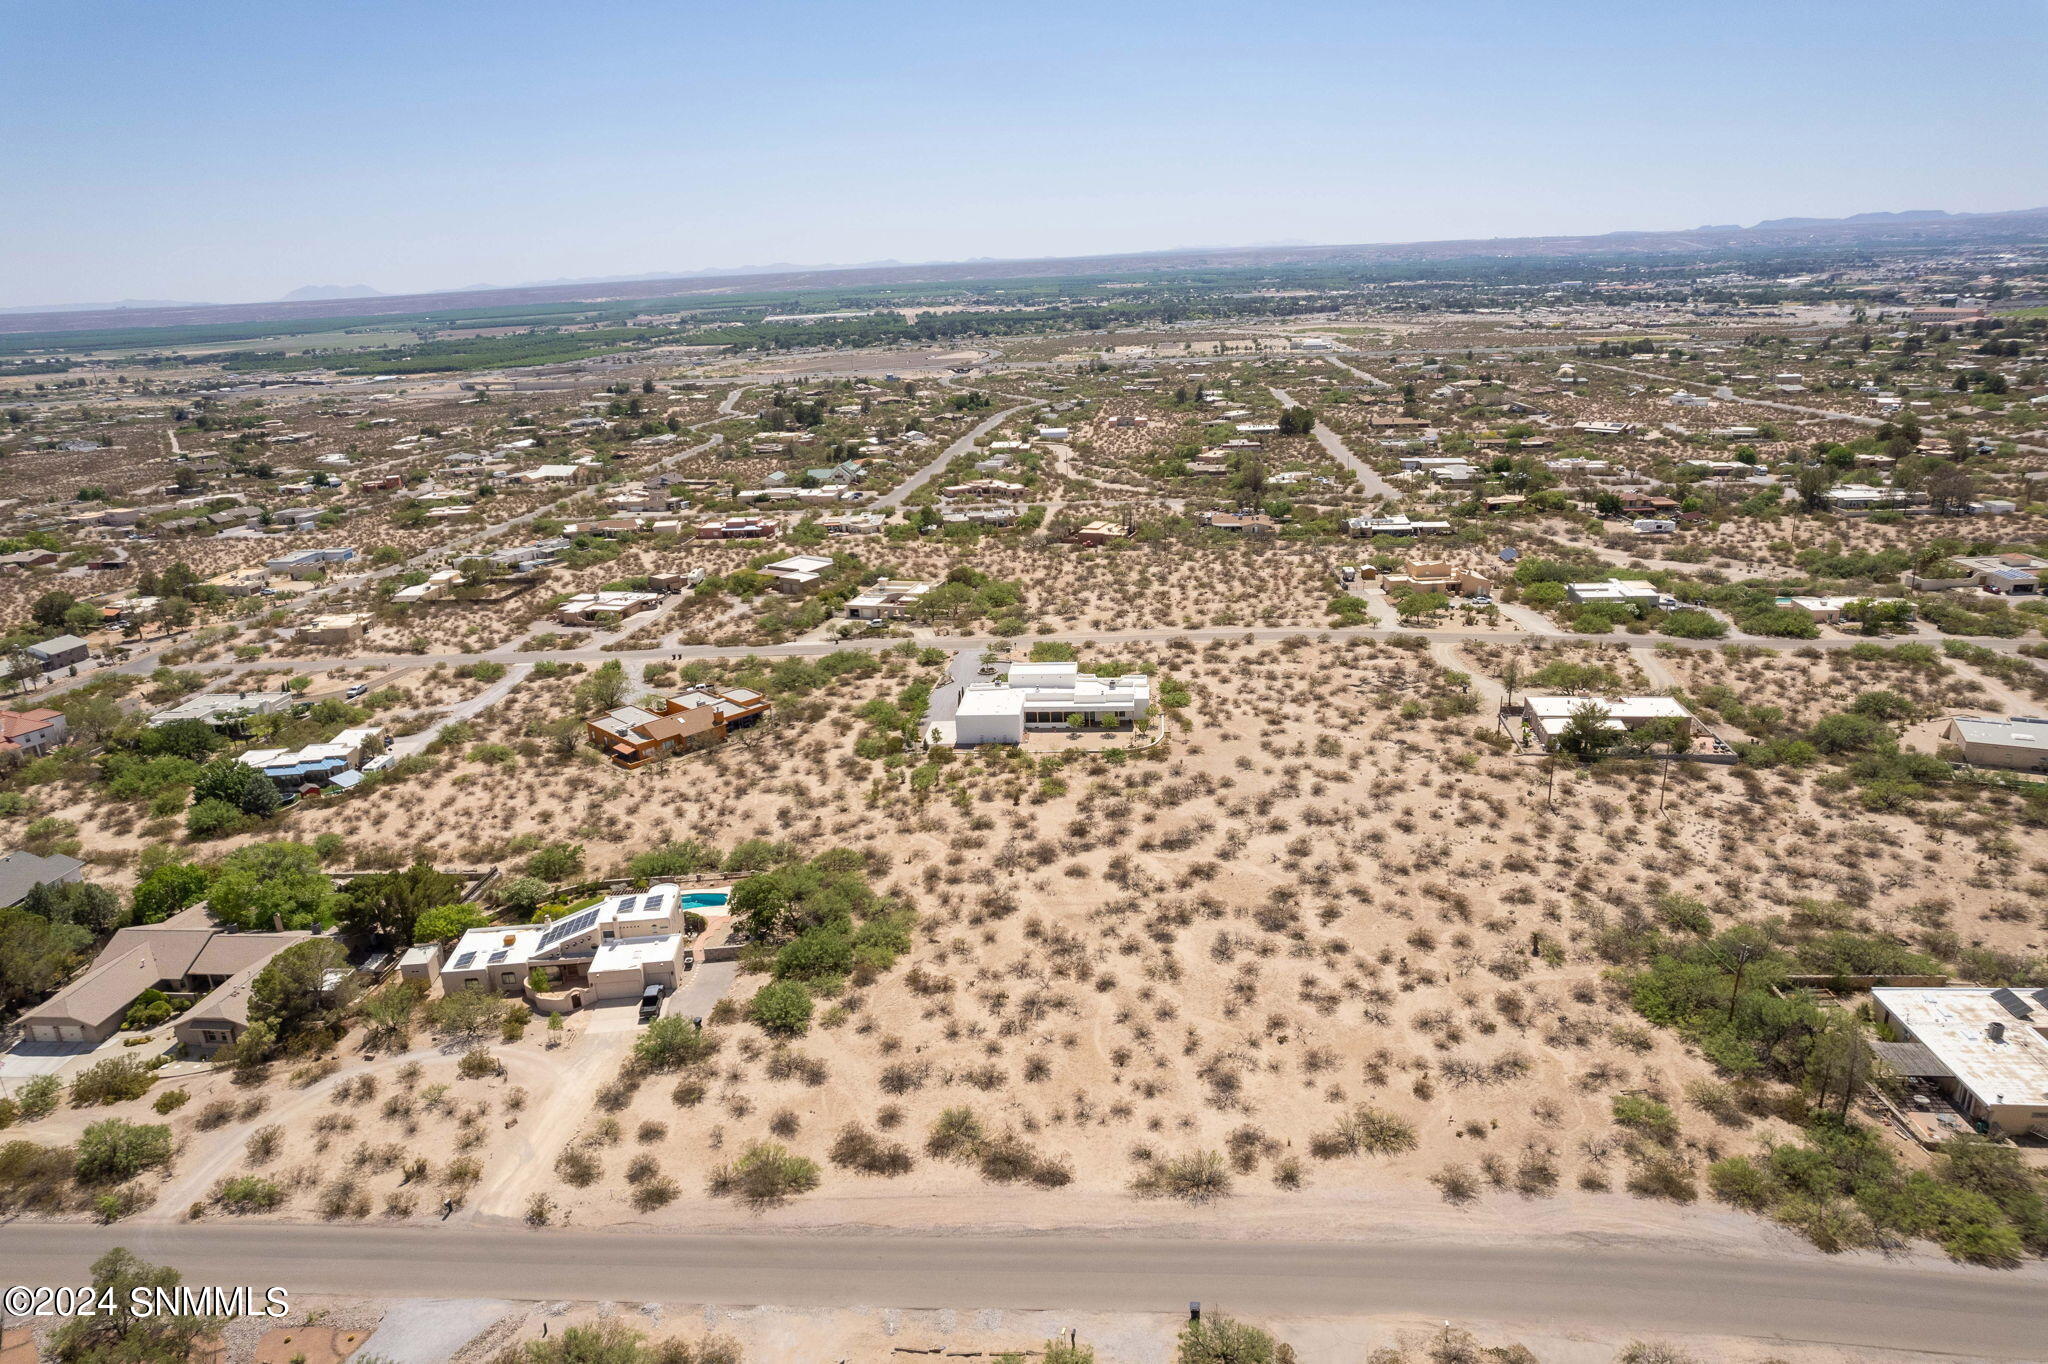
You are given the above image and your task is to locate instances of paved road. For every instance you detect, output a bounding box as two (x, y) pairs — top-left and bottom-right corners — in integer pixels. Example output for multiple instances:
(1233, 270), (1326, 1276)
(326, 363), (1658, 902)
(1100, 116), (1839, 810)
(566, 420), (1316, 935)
(136, 619), (2048, 684)
(1270, 385), (1397, 499)
(6, 1225), (2044, 1357)
(873, 399), (1043, 508)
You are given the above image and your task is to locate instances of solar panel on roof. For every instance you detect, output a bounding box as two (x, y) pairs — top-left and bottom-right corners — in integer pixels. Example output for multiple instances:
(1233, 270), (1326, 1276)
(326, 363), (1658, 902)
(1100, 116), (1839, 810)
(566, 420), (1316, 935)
(617, 896), (637, 912)
(451, 952), (475, 970)
(488, 950), (508, 964)
(1992, 987), (2034, 1019)
(538, 905), (602, 951)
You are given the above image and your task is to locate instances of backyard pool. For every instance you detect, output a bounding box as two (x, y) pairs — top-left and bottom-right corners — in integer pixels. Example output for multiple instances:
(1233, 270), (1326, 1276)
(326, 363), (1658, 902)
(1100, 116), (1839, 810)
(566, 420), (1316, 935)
(680, 889), (730, 910)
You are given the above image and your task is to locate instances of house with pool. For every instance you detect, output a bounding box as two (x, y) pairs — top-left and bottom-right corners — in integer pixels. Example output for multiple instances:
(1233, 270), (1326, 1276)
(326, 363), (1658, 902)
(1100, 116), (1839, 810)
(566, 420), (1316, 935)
(438, 882), (730, 1006)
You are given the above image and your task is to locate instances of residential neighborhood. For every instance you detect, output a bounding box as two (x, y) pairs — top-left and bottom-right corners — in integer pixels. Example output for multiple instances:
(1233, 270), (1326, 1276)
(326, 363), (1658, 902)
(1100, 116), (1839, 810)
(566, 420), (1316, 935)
(3, 7), (2048, 1357)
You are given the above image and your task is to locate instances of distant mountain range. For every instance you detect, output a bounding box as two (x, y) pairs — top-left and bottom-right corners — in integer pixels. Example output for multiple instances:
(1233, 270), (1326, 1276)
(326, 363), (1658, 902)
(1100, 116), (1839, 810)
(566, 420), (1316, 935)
(281, 284), (384, 301)
(5, 206), (2044, 336)
(0, 297), (212, 316)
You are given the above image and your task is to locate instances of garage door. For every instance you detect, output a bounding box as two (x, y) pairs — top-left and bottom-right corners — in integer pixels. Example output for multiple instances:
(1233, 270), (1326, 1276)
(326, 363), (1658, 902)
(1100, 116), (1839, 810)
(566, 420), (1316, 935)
(590, 971), (640, 1003)
(58, 1025), (84, 1042)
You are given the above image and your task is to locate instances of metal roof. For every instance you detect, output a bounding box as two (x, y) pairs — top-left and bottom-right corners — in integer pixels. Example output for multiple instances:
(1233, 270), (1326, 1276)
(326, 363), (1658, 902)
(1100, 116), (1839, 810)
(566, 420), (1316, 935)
(1870, 1040), (1954, 1079)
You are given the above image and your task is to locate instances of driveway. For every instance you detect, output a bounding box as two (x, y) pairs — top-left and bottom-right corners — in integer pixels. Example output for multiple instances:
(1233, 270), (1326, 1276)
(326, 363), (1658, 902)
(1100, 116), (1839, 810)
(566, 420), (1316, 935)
(1269, 386), (1397, 498)
(919, 647), (992, 744)
(873, 401), (1043, 509)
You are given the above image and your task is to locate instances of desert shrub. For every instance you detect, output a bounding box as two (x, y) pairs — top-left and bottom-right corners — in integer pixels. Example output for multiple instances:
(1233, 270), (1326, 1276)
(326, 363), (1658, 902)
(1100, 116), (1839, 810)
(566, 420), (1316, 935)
(746, 981), (813, 1035)
(1132, 1150), (1231, 1203)
(151, 1088), (189, 1116)
(0, 1141), (75, 1212)
(74, 1119), (173, 1184)
(1176, 1313), (1286, 1364)
(1705, 1156), (1777, 1211)
(458, 1047), (501, 1079)
(1772, 1195), (1877, 1254)
(1431, 1164), (1478, 1204)
(1625, 1153), (1697, 1203)
(830, 1124), (914, 1176)
(69, 1056), (156, 1107)
(1610, 1095), (1679, 1145)
(18, 1075), (61, 1121)
(976, 1131), (1072, 1187)
(707, 1142), (820, 1207)
(212, 1175), (283, 1213)
(244, 1124), (283, 1164)
(632, 1175), (681, 1211)
(555, 1147), (601, 1187)
(1309, 1105), (1417, 1159)
(634, 1017), (721, 1072)
(925, 1106), (986, 1160)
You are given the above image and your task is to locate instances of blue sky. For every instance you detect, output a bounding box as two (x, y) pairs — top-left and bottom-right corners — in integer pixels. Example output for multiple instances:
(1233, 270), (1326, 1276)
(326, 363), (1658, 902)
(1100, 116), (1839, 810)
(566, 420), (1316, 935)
(5, 0), (2045, 307)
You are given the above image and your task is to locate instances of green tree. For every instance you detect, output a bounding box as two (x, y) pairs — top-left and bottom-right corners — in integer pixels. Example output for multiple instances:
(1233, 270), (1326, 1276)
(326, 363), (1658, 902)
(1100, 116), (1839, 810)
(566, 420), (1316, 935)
(30, 590), (78, 630)
(337, 861), (462, 945)
(747, 980), (813, 1035)
(248, 938), (353, 1052)
(525, 842), (585, 882)
(51, 1248), (223, 1364)
(0, 908), (89, 1012)
(1177, 1313), (1289, 1364)
(1555, 702), (1621, 759)
(205, 841), (335, 930)
(131, 862), (211, 924)
(414, 903), (490, 943)
(575, 660), (629, 713)
(138, 719), (221, 761)
(73, 1119), (174, 1183)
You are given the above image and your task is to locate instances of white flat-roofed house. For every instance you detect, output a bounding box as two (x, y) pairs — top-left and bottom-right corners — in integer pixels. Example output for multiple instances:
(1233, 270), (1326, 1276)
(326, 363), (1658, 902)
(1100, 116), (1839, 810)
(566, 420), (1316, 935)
(149, 691), (295, 730)
(554, 590), (660, 625)
(1950, 553), (2047, 595)
(439, 882), (709, 1003)
(1946, 715), (2048, 772)
(391, 569), (463, 604)
(1872, 987), (2048, 1138)
(1520, 695), (1698, 750)
(1565, 579), (1665, 606)
(1782, 595), (1911, 624)
(951, 661), (1152, 747)
(941, 479), (1028, 500)
(844, 580), (936, 620)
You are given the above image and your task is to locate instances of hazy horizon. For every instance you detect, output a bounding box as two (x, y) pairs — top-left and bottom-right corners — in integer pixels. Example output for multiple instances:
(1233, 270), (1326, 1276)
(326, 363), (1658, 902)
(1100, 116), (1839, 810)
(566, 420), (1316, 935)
(6, 0), (2045, 309)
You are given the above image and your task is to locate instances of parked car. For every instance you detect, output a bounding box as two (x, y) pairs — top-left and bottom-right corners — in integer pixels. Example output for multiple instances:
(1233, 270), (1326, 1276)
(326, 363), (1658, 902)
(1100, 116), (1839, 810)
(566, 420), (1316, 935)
(638, 984), (666, 1023)
(345, 683), (369, 699)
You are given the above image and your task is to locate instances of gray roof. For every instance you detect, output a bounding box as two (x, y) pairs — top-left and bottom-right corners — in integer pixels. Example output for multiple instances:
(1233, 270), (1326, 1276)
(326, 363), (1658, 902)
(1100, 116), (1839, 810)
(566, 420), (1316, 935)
(27, 635), (88, 658)
(1870, 1040), (1955, 1080)
(0, 850), (85, 908)
(1950, 715), (2048, 747)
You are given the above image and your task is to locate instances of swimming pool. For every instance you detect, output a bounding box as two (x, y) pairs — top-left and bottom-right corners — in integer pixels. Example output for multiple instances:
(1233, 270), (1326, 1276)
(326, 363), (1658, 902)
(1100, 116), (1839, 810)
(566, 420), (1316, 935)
(680, 889), (730, 910)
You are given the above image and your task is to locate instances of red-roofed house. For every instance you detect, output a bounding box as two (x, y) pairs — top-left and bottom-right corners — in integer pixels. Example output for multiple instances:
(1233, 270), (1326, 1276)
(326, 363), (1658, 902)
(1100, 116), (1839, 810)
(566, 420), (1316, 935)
(0, 709), (65, 758)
